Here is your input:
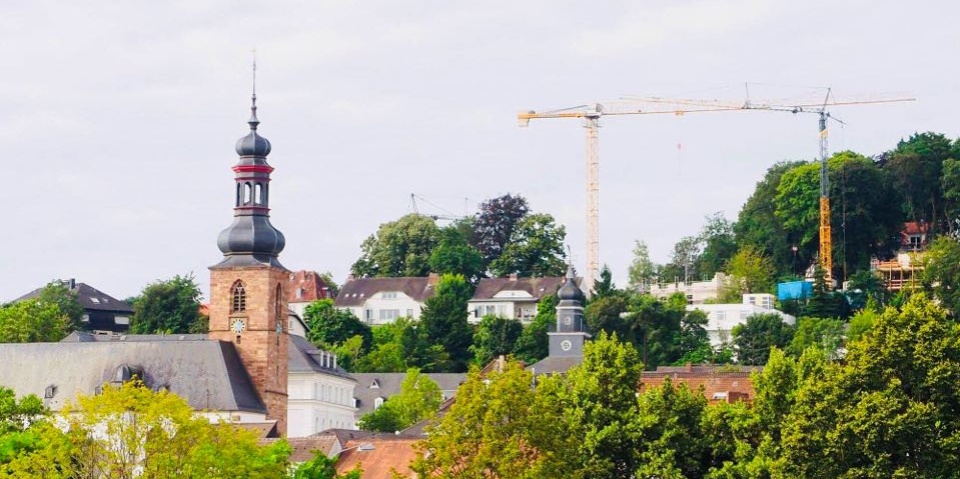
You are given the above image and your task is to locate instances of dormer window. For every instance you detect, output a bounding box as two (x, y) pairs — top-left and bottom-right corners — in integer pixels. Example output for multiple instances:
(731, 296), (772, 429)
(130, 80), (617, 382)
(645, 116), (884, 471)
(370, 379), (380, 389)
(374, 397), (385, 409)
(382, 292), (397, 299)
(231, 281), (247, 313)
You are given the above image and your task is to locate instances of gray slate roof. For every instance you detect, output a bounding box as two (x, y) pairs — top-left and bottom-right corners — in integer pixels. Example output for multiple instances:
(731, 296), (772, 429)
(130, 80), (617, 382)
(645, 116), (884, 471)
(335, 276), (438, 307)
(527, 355), (583, 375)
(350, 372), (466, 417)
(470, 276), (568, 301)
(16, 282), (133, 314)
(0, 335), (265, 414)
(288, 335), (356, 381)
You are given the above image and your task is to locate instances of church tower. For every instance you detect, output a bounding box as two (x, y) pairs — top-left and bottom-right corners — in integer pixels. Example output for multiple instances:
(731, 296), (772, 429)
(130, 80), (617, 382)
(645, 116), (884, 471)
(548, 266), (590, 357)
(208, 84), (289, 436)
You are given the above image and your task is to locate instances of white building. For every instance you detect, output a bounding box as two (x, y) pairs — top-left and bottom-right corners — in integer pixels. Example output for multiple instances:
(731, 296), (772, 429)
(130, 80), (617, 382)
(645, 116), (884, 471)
(468, 274), (568, 324)
(649, 273), (728, 304)
(287, 335), (359, 437)
(688, 293), (796, 346)
(334, 275), (439, 325)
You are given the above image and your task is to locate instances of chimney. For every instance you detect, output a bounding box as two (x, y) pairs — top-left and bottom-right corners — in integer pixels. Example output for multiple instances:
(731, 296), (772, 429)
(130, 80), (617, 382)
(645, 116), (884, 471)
(509, 273), (518, 281)
(346, 274), (356, 282)
(67, 278), (76, 290)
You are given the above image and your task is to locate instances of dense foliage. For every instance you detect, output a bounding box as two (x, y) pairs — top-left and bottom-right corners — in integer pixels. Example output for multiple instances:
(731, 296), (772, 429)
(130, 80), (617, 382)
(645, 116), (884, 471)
(129, 274), (205, 334)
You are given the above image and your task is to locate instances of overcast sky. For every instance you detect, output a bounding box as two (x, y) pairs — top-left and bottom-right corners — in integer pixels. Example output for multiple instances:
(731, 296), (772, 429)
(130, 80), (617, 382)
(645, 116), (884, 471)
(2, 0), (957, 302)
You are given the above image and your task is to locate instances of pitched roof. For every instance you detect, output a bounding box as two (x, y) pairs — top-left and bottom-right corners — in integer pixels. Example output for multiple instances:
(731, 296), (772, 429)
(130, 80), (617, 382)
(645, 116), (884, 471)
(262, 434), (340, 462)
(288, 335), (356, 380)
(334, 276), (439, 307)
(288, 270), (333, 303)
(15, 281), (133, 313)
(349, 373), (466, 417)
(0, 335), (265, 414)
(471, 276), (568, 301)
(527, 355), (583, 375)
(336, 437), (420, 479)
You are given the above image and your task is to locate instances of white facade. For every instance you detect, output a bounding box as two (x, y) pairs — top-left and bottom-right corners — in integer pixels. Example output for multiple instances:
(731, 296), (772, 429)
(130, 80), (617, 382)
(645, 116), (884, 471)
(649, 273), (727, 304)
(342, 291), (425, 325)
(288, 372), (359, 437)
(468, 289), (539, 324)
(688, 294), (795, 347)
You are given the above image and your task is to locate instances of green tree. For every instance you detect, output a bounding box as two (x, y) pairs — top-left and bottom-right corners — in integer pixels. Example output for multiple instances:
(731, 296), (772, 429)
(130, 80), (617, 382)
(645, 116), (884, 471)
(780, 295), (960, 478)
(37, 282), (84, 329)
(358, 369), (442, 433)
(428, 225), (485, 284)
(304, 299), (372, 350)
(719, 245), (775, 302)
(732, 313), (795, 365)
(471, 194), (530, 269)
(635, 378), (710, 478)
(627, 240), (657, 291)
(584, 294), (630, 339)
(883, 132), (955, 235)
(923, 235), (960, 315)
(787, 317), (844, 359)
(802, 266), (850, 319)
(512, 294), (557, 364)
(674, 309), (711, 365)
(0, 299), (72, 343)
(557, 332), (644, 478)
(419, 274), (474, 372)
(697, 212), (738, 279)
(660, 235), (703, 283)
(735, 160), (807, 278)
(350, 214), (442, 278)
(352, 318), (448, 373)
(129, 274), (203, 334)
(291, 452), (362, 479)
(469, 315), (523, 367)
(488, 213), (566, 277)
(623, 293), (687, 369)
(4, 381), (290, 478)
(847, 307), (879, 342)
(846, 270), (889, 310)
(0, 387), (46, 466)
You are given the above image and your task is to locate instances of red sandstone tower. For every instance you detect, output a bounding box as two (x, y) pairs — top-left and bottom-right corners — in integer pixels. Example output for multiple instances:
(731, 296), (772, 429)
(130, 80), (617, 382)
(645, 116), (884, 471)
(208, 86), (289, 436)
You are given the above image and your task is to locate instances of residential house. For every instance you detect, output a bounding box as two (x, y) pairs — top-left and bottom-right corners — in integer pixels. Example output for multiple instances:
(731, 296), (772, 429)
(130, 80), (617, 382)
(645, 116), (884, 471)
(648, 272), (728, 304)
(640, 364), (761, 402)
(287, 270), (334, 319)
(335, 275), (439, 325)
(688, 293), (796, 347)
(350, 372), (466, 419)
(335, 436), (420, 479)
(872, 222), (930, 291)
(468, 274), (569, 324)
(15, 279), (134, 334)
(287, 335), (359, 437)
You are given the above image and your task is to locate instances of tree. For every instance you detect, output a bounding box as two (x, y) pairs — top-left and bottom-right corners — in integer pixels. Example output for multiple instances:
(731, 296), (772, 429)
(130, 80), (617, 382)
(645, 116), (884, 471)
(488, 213), (566, 277)
(802, 266), (850, 320)
(410, 361), (569, 479)
(732, 313), (795, 365)
(661, 235), (703, 283)
(558, 332), (644, 478)
(129, 274), (203, 334)
(512, 294), (557, 364)
(846, 270), (890, 310)
(591, 265), (617, 298)
(780, 295), (960, 477)
(735, 160), (807, 278)
(584, 294), (629, 339)
(0, 387), (46, 466)
(922, 235), (960, 315)
(471, 194), (530, 269)
(0, 299), (73, 343)
(37, 281), (84, 329)
(674, 309), (712, 365)
(469, 315), (523, 367)
(358, 369), (442, 433)
(697, 212), (738, 279)
(4, 381), (291, 478)
(627, 240), (656, 290)
(418, 274), (474, 372)
(350, 214), (442, 278)
(304, 299), (372, 350)
(883, 132), (955, 235)
(635, 379), (710, 478)
(428, 224), (485, 284)
(291, 452), (362, 479)
(787, 317), (844, 359)
(350, 318), (449, 373)
(720, 245), (775, 302)
(623, 293), (688, 369)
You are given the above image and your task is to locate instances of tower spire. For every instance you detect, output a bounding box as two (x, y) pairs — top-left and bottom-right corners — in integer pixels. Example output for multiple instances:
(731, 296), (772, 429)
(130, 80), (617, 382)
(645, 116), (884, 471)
(249, 51), (259, 130)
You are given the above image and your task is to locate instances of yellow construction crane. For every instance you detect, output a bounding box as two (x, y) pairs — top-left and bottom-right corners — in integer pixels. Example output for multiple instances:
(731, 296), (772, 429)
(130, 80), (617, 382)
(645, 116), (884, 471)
(519, 91), (914, 290)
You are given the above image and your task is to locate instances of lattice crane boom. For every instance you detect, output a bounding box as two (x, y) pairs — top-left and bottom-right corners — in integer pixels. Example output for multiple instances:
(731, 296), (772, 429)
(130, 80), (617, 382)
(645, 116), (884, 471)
(519, 92), (914, 292)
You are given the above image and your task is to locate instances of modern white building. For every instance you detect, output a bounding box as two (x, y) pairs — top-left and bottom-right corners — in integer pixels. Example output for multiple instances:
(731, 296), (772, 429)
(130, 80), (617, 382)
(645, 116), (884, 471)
(649, 273), (728, 304)
(688, 293), (796, 346)
(468, 274), (568, 324)
(334, 275), (439, 325)
(287, 335), (359, 437)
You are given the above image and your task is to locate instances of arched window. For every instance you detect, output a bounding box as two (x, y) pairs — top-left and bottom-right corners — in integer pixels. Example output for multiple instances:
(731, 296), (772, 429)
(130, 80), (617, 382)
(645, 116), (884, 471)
(231, 280), (246, 313)
(275, 284), (283, 321)
(236, 183), (242, 207)
(243, 183), (252, 205)
(254, 183), (263, 205)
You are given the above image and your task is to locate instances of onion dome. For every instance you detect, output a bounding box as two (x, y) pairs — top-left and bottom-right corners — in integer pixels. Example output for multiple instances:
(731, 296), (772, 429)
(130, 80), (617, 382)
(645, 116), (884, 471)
(557, 265), (585, 303)
(234, 95), (272, 157)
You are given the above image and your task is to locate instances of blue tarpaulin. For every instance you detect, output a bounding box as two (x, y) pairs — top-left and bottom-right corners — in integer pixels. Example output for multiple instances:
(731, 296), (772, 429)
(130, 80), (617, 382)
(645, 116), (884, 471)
(778, 281), (813, 301)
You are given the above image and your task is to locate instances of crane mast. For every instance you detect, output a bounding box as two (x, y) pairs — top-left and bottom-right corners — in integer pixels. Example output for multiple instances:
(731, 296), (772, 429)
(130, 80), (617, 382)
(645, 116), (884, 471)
(818, 112), (833, 282)
(584, 112), (601, 291)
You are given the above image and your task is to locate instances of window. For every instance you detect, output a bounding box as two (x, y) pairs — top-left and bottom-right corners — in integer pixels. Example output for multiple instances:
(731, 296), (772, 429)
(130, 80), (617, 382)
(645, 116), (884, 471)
(275, 284), (283, 322)
(295, 288), (303, 299)
(243, 182), (252, 205)
(406, 309), (414, 318)
(374, 397), (385, 409)
(254, 183), (263, 205)
(231, 281), (246, 313)
(685, 294), (693, 305)
(364, 309), (373, 321)
(114, 316), (129, 325)
(484, 305), (496, 316)
(90, 298), (100, 304)
(379, 309), (400, 321)
(748, 297), (756, 305)
(715, 311), (726, 321)
(382, 292), (397, 299)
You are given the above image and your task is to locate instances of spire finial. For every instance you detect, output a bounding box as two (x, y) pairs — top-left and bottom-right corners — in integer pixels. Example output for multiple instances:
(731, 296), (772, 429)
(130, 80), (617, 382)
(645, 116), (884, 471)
(248, 49), (259, 130)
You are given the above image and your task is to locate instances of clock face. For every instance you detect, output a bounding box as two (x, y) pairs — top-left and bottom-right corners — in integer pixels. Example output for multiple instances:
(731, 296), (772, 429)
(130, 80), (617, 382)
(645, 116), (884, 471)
(231, 319), (246, 334)
(561, 340), (572, 351)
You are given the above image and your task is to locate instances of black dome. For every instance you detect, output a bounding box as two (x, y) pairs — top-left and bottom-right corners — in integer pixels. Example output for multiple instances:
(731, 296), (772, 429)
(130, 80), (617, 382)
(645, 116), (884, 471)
(235, 131), (271, 157)
(557, 266), (585, 302)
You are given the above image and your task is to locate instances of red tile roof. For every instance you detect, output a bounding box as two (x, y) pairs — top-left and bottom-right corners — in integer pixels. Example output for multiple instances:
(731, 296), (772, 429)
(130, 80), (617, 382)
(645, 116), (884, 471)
(336, 437), (420, 478)
(288, 270), (333, 303)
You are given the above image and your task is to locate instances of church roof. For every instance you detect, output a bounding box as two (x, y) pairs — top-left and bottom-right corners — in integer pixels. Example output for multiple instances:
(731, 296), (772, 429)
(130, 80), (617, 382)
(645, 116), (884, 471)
(0, 334), (265, 414)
